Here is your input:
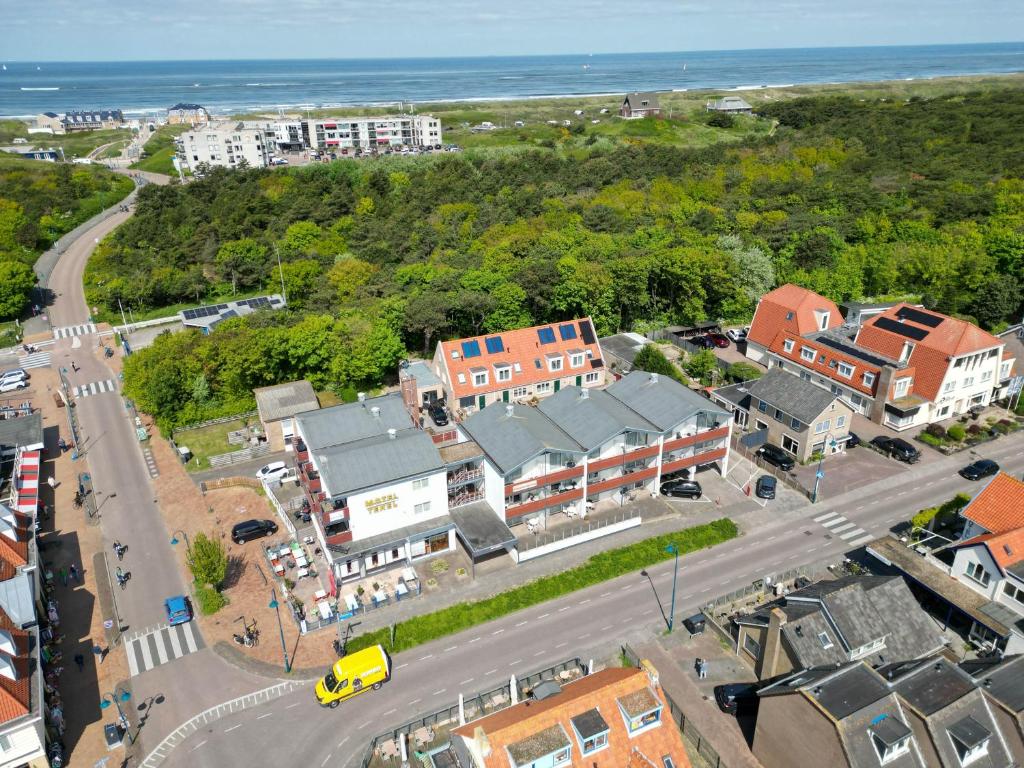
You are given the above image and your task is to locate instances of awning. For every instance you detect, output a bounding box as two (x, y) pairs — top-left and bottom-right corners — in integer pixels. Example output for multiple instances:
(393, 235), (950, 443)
(327, 515), (453, 558)
(884, 401), (922, 418)
(449, 501), (516, 558)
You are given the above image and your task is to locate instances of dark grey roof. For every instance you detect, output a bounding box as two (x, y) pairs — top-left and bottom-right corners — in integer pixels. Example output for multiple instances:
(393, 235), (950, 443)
(811, 664), (890, 720)
(623, 92), (660, 109)
(537, 387), (658, 451)
(871, 714), (912, 746)
(744, 368), (840, 426)
(315, 429), (444, 498)
(598, 333), (648, 372)
(606, 370), (727, 433)
(170, 103), (206, 111)
(296, 393), (413, 452)
(707, 96), (752, 111)
(333, 515), (452, 556)
(890, 657), (976, 716)
(845, 701), (923, 768)
(712, 382), (752, 410)
(448, 501), (515, 557)
(0, 412), (43, 450)
(460, 401), (582, 476)
(961, 654), (1024, 713)
(254, 380), (319, 423)
(782, 611), (846, 667)
(570, 708), (609, 740)
(925, 689), (1009, 768)
(948, 715), (990, 749)
(1006, 560), (1024, 581)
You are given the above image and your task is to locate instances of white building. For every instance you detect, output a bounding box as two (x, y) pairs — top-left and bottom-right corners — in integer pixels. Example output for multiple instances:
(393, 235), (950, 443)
(178, 122), (270, 171)
(305, 115), (441, 152)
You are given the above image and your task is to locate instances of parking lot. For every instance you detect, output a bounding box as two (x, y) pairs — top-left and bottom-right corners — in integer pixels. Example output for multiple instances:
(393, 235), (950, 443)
(790, 439), (908, 501)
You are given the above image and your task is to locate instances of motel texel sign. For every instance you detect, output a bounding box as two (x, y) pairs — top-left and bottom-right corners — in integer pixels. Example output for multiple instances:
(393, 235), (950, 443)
(365, 493), (399, 514)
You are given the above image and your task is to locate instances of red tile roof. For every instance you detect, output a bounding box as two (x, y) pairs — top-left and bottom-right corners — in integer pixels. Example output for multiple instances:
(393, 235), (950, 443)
(765, 335), (880, 396)
(961, 473), (1024, 535)
(748, 284), (842, 348)
(437, 319), (604, 401)
(451, 667), (690, 768)
(0, 606), (30, 723)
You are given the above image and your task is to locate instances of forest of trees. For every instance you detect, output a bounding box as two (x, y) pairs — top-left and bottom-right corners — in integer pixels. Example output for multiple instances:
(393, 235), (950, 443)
(114, 89), (1024, 432)
(0, 157), (133, 319)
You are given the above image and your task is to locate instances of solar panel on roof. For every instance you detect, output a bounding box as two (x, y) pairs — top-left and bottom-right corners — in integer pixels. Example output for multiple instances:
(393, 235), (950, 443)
(895, 306), (943, 328)
(537, 327), (556, 344)
(461, 340), (481, 358)
(579, 319), (596, 345)
(182, 309), (196, 320)
(485, 336), (504, 354)
(559, 324), (577, 341)
(815, 336), (891, 368)
(874, 316), (929, 341)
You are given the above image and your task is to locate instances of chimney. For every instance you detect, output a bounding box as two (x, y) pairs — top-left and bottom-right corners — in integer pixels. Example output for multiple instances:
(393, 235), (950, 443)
(370, 406), (381, 419)
(505, 404), (514, 418)
(473, 726), (491, 758)
(649, 372), (659, 384)
(357, 392), (366, 403)
(388, 428), (396, 440)
(758, 607), (788, 680)
(579, 388), (589, 400)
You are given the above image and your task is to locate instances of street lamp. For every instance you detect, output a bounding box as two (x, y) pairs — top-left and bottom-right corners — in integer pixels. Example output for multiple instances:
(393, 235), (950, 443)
(100, 688), (133, 741)
(170, 529), (191, 554)
(666, 543), (679, 634)
(811, 434), (837, 503)
(269, 587), (291, 673)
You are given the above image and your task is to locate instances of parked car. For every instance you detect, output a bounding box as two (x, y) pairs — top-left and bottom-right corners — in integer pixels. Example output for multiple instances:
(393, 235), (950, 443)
(959, 459), (1000, 481)
(757, 444), (795, 472)
(707, 333), (730, 348)
(870, 436), (920, 463)
(231, 519), (279, 544)
(660, 479), (702, 499)
(0, 379), (28, 393)
(255, 461), (289, 482)
(714, 683), (759, 716)
(428, 402), (448, 427)
(691, 335), (716, 349)
(846, 432), (861, 448)
(164, 595), (193, 626)
(755, 475), (777, 500)
(726, 327), (749, 343)
(0, 368), (28, 382)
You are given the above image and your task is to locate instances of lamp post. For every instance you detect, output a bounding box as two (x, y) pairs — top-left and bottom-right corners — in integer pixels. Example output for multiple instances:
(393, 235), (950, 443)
(100, 688), (132, 742)
(666, 543), (679, 633)
(811, 434), (837, 504)
(269, 587), (291, 673)
(170, 529), (191, 554)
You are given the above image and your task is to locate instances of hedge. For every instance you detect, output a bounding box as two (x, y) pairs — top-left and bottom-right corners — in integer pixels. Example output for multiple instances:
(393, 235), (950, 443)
(345, 518), (738, 656)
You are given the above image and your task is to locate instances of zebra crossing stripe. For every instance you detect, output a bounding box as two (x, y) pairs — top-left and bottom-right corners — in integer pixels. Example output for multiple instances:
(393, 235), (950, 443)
(846, 534), (877, 548)
(53, 323), (97, 339)
(813, 512), (839, 522)
(17, 352), (51, 370)
(182, 622), (198, 654)
(139, 636), (154, 671)
(167, 625), (183, 658)
(153, 630), (169, 665)
(821, 516), (848, 528)
(126, 639), (140, 677)
(840, 527), (868, 540)
(831, 522), (856, 534)
(73, 379), (115, 398)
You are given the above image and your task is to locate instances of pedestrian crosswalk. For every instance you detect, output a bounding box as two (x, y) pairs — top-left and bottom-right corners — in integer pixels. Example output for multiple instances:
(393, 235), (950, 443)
(72, 379), (116, 398)
(813, 511), (875, 548)
(17, 351), (51, 369)
(124, 622), (204, 677)
(53, 323), (96, 339)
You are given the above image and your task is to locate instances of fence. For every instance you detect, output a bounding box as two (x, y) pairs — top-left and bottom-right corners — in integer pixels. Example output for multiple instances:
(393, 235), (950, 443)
(621, 643), (725, 768)
(518, 507), (642, 554)
(208, 442), (270, 468)
(729, 435), (813, 501)
(171, 410), (258, 438)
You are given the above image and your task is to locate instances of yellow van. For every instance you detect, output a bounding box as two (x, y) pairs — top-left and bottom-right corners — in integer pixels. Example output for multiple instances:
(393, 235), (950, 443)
(315, 645), (392, 708)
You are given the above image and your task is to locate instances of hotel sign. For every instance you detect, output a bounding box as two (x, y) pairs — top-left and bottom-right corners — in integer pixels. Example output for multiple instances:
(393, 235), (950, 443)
(365, 493), (398, 514)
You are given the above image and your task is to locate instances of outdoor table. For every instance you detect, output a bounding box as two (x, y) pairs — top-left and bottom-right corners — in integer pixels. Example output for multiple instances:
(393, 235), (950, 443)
(373, 590), (387, 605)
(395, 581), (409, 597)
(296, 567), (309, 578)
(278, 547), (291, 558)
(345, 594), (359, 612)
(317, 601), (332, 620)
(413, 726), (433, 747)
(401, 567), (417, 584)
(314, 589), (328, 601)
(273, 563), (285, 575)
(295, 554), (308, 568)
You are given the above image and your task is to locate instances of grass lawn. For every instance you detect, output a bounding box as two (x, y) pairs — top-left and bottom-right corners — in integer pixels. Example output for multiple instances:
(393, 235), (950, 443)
(99, 140), (130, 159)
(346, 518), (738, 656)
(173, 416), (256, 472)
(131, 124), (189, 175)
(0, 321), (22, 348)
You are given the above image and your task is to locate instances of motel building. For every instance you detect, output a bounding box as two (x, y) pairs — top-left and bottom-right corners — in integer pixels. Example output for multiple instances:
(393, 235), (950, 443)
(291, 371), (732, 585)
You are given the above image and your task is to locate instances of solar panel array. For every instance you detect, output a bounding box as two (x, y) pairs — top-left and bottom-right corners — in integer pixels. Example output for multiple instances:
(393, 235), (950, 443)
(815, 336), (891, 368)
(181, 303), (229, 321)
(579, 319), (597, 345)
(182, 296), (281, 322)
(537, 327), (556, 344)
(559, 323), (577, 341)
(461, 340), (482, 358)
(895, 306), (943, 328)
(874, 316), (929, 341)
(485, 336), (504, 354)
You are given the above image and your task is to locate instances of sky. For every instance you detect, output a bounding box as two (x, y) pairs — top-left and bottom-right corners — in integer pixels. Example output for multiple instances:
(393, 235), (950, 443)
(3, 0), (1024, 61)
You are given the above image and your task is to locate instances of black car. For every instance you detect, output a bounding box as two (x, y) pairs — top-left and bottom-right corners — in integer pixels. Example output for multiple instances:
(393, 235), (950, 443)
(959, 459), (1000, 481)
(691, 335), (716, 349)
(755, 475), (777, 500)
(231, 519), (279, 544)
(714, 683), (759, 716)
(846, 432), (861, 448)
(871, 436), (921, 464)
(660, 479), (702, 499)
(428, 402), (448, 427)
(757, 444), (795, 472)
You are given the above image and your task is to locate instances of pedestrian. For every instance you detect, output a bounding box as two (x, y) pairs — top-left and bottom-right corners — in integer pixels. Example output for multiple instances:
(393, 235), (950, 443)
(93, 643), (106, 664)
(112, 541), (124, 561)
(73, 653), (84, 672)
(47, 476), (55, 490)
(59, 567), (68, 587)
(700, 660), (709, 680)
(58, 438), (67, 452)
(69, 564), (79, 583)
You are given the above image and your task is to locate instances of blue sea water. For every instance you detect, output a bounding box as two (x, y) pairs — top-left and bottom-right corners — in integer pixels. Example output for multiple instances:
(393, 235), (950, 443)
(2, 42), (1023, 118)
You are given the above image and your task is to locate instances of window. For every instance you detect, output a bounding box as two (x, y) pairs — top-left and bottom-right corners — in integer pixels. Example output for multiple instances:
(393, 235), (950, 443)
(894, 378), (911, 398)
(619, 702), (663, 735)
(836, 415), (846, 428)
(512, 386), (529, 398)
(900, 341), (915, 363)
(570, 353), (584, 368)
(496, 366), (511, 382)
(757, 401), (768, 413)
(552, 747), (571, 766)
(790, 417), (802, 430)
(981, 370), (991, 382)
(962, 376), (975, 388)
(459, 395), (474, 409)
(548, 356), (563, 372)
(951, 733), (990, 766)
(815, 419), (831, 434)
(457, 373), (467, 385)
(1001, 361), (1012, 378)
(413, 501), (431, 515)
(783, 339), (795, 353)
(818, 311), (830, 330)
(412, 477), (429, 490)
(535, 382), (552, 394)
(800, 346), (815, 362)
(944, 380), (955, 394)
(837, 362), (855, 378)
(1004, 581), (1024, 605)
(965, 561), (990, 587)
(581, 732), (608, 755)
(786, 312), (795, 321)
(755, 420), (768, 431)
(773, 408), (784, 423)
(584, 371), (600, 384)
(743, 633), (761, 658)
(817, 631), (834, 649)
(0, 735), (9, 753)
(871, 732), (912, 765)
(781, 435), (799, 455)
(473, 371), (488, 387)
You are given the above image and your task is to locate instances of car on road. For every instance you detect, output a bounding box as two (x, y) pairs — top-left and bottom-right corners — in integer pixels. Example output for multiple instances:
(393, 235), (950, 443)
(427, 401), (448, 427)
(757, 443), (795, 472)
(164, 595), (193, 626)
(870, 436), (920, 464)
(660, 479), (702, 499)
(271, 157), (289, 165)
(726, 327), (749, 343)
(231, 519), (279, 544)
(707, 333), (731, 348)
(846, 432), (861, 448)
(256, 461), (289, 482)
(316, 644), (392, 708)
(0, 379), (28, 393)
(959, 459), (1000, 481)
(714, 682), (759, 716)
(755, 475), (777, 500)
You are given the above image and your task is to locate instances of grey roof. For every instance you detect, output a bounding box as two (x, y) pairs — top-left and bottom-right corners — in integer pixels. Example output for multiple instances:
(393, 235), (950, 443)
(606, 370), (727, 433)
(712, 382), (752, 410)
(925, 688), (1009, 768)
(460, 401), (582, 476)
(1006, 560), (1024, 581)
(335, 515), (453, 556)
(571, 708), (609, 739)
(254, 380), (319, 423)
(598, 333), (648, 372)
(296, 393), (413, 452)
(0, 412), (43, 451)
(404, 360), (442, 390)
(961, 654), (1024, 713)
(743, 368), (840, 427)
(707, 96), (752, 111)
(315, 428), (444, 498)
(844, 699), (923, 768)
(948, 715), (990, 749)
(448, 501), (515, 556)
(0, 571), (35, 629)
(808, 664), (890, 720)
(623, 92), (660, 109)
(179, 294), (285, 330)
(871, 714), (913, 746)
(889, 657), (977, 716)
(169, 103), (206, 111)
(537, 387), (659, 451)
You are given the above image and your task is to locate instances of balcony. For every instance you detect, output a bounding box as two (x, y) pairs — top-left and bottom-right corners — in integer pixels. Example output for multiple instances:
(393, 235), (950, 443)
(505, 488), (583, 518)
(661, 447), (727, 476)
(587, 443), (660, 473)
(587, 466), (658, 496)
(449, 488), (484, 509)
(504, 464), (583, 497)
(662, 425), (729, 453)
(447, 466), (483, 489)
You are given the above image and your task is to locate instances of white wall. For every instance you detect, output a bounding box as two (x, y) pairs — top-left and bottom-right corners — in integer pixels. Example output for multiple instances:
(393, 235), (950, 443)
(483, 459), (506, 517)
(0, 715), (45, 768)
(346, 469), (448, 540)
(951, 546), (1002, 600)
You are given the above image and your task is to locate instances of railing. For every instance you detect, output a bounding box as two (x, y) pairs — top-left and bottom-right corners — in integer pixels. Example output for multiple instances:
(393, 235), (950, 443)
(208, 442), (271, 469)
(171, 410), (258, 437)
(662, 425), (730, 453)
(504, 488), (583, 518)
(449, 489), (484, 508)
(447, 466), (483, 488)
(296, 579), (424, 634)
(504, 464), (583, 497)
(518, 507), (640, 553)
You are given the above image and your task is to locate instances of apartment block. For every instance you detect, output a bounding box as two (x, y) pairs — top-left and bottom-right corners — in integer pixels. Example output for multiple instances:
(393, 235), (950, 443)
(305, 114), (442, 151)
(178, 121), (270, 171)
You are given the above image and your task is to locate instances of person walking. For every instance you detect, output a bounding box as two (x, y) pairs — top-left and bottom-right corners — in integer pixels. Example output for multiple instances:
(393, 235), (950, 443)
(47, 476), (56, 490)
(73, 653), (84, 672)
(113, 541), (125, 561)
(59, 567), (68, 587)
(69, 564), (79, 583)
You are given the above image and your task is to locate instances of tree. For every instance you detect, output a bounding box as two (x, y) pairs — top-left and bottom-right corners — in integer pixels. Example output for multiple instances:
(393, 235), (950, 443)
(215, 238), (267, 293)
(0, 199), (30, 256)
(719, 235), (774, 306)
(403, 291), (450, 356)
(632, 344), (685, 384)
(328, 257), (378, 303)
(187, 532), (228, 587)
(706, 111), (735, 129)
(0, 261), (35, 320)
(969, 274), (1022, 330)
(276, 259), (322, 307)
(684, 349), (719, 386)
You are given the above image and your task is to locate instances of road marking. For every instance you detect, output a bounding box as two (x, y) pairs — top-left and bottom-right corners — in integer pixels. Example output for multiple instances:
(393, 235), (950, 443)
(167, 624), (183, 658)
(419, 654), (434, 661)
(578, 633), (590, 640)
(600, 591), (612, 597)
(509, 659), (522, 665)
(831, 522), (856, 534)
(840, 527), (867, 540)
(912, 486), (922, 491)
(537, 613), (550, 620)
(459, 679), (474, 685)
(579, 598), (590, 605)
(620, 618), (632, 625)
(821, 516), (848, 528)
(468, 637), (481, 644)
(806, 546), (819, 553)
(358, 721), (370, 730)
(766, 535), (777, 542)
(224, 724), (242, 733)
(896, 490), (907, 497)
(409, 699), (421, 706)
(700, 587), (711, 593)
(534, 650), (545, 657)
(558, 606), (570, 613)
(846, 534), (877, 548)
(492, 629), (504, 635)
(515, 621), (527, 628)
(383, 708), (397, 716)
(139, 635), (154, 671)
(601, 625), (613, 631)
(190, 740), (207, 752)
(620, 585), (631, 592)
(321, 754), (332, 768)
(397, 663), (409, 669)
(126, 638), (140, 677)
(153, 629), (169, 665)
(443, 646), (457, 653)
(556, 642), (568, 648)
(854, 506), (865, 512)
(813, 512), (838, 522)
(257, 713), (273, 720)
(181, 621), (199, 653)
(642, 609), (654, 615)
(338, 738), (349, 749)
(285, 702), (301, 709)
(433, 688), (447, 696)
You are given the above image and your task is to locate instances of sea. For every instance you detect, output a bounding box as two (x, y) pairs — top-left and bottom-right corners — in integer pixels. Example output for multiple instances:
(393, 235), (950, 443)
(2, 42), (1023, 118)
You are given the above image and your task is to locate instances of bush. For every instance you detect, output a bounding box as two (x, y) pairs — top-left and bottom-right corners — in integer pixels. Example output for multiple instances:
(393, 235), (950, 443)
(707, 112), (735, 128)
(924, 423), (946, 439)
(992, 421), (1011, 434)
(918, 432), (943, 447)
(633, 344), (686, 384)
(726, 362), (763, 383)
(187, 532), (228, 587)
(966, 424), (983, 435)
(194, 584), (227, 615)
(947, 423), (967, 442)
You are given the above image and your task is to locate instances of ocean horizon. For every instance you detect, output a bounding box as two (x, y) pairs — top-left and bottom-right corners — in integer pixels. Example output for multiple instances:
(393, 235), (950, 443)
(2, 42), (1023, 118)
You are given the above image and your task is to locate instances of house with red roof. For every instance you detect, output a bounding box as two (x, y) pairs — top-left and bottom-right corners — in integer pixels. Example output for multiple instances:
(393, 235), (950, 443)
(745, 285), (1016, 431)
(433, 319), (605, 419)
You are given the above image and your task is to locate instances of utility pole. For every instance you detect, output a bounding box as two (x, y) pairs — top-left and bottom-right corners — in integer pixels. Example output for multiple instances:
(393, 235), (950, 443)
(275, 245), (286, 302)
(666, 543), (679, 633)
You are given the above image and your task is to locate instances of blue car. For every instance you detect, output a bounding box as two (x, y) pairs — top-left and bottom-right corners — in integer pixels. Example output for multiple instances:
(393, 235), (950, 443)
(164, 595), (192, 626)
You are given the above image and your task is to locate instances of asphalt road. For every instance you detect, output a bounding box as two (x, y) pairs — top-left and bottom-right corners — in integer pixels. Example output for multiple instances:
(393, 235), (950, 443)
(156, 433), (1024, 768)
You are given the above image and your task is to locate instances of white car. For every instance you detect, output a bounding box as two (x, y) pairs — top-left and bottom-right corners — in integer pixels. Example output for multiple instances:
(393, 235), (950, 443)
(256, 461), (289, 482)
(726, 327), (749, 343)
(0, 368), (27, 383)
(0, 379), (28, 393)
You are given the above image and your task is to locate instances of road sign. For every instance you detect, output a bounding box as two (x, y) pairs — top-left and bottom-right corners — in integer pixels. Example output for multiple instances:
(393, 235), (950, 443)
(816, 471), (825, 479)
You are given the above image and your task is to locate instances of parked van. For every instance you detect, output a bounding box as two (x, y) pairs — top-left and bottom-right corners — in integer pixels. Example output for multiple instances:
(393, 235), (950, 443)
(315, 645), (392, 708)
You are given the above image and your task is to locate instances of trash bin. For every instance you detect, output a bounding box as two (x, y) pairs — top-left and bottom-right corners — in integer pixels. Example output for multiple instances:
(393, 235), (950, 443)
(682, 613), (706, 636)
